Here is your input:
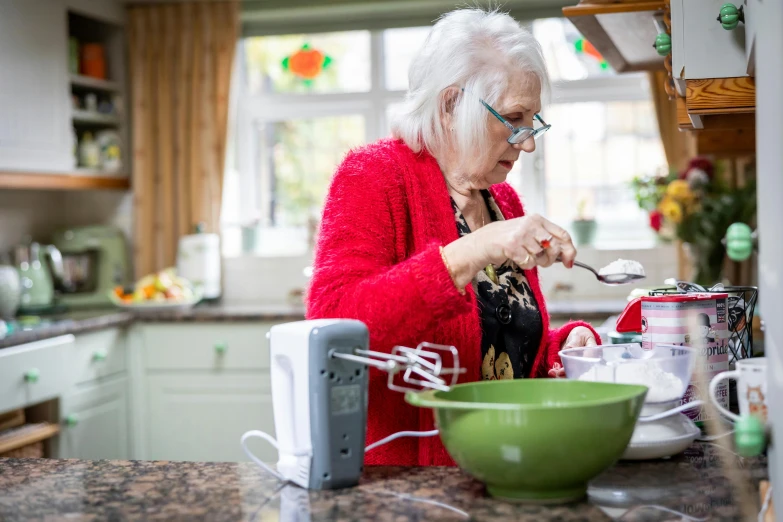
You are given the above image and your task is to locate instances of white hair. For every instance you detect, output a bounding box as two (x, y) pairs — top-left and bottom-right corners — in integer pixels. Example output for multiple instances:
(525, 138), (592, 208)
(390, 8), (550, 162)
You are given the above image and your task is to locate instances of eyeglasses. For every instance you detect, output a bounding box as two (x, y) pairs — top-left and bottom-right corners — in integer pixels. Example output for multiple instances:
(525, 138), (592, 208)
(479, 99), (551, 144)
(461, 88), (551, 144)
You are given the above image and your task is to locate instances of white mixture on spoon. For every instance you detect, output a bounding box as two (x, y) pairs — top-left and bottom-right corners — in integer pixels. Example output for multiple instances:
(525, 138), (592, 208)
(598, 258), (646, 277)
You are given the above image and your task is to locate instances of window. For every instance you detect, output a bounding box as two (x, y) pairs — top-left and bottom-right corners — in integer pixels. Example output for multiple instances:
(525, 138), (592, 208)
(223, 19), (666, 257)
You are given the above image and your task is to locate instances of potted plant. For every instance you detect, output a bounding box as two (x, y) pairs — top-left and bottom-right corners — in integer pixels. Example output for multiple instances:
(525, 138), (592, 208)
(571, 198), (597, 246)
(631, 157), (756, 287)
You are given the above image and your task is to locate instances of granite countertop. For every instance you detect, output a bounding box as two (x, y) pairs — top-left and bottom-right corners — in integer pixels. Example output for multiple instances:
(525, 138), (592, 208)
(0, 303), (306, 349)
(0, 443), (768, 521)
(0, 297), (624, 350)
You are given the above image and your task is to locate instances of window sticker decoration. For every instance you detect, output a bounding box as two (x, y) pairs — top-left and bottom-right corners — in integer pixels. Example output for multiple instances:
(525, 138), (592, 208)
(282, 43), (333, 84)
(574, 38), (609, 70)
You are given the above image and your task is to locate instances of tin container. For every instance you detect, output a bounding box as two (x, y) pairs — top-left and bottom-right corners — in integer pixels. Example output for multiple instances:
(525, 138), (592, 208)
(616, 293), (730, 425)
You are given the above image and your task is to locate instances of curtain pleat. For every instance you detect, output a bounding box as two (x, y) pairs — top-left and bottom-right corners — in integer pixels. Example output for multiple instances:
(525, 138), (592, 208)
(128, 1), (239, 278)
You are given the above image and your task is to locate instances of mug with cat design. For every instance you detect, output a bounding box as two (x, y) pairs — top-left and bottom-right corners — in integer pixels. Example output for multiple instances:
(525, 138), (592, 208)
(708, 357), (767, 422)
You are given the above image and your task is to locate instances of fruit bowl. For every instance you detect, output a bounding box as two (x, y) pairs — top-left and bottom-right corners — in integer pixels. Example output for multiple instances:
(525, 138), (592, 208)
(405, 379), (646, 503)
(109, 268), (202, 312)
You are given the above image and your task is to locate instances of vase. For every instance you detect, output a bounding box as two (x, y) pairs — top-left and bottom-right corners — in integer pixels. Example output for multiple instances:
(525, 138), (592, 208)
(682, 242), (726, 287)
(0, 265), (21, 319)
(571, 219), (597, 247)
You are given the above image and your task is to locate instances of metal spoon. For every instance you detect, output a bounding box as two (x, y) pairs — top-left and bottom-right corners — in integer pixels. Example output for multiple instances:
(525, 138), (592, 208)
(572, 260), (646, 286)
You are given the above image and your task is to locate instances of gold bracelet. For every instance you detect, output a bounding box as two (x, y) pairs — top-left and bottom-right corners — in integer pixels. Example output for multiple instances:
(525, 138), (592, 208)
(440, 245), (466, 295)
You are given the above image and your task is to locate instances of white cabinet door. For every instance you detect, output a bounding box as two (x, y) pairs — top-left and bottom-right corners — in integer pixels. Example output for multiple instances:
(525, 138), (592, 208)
(58, 377), (130, 460)
(0, 0), (72, 171)
(674, 0), (749, 80)
(145, 373), (275, 463)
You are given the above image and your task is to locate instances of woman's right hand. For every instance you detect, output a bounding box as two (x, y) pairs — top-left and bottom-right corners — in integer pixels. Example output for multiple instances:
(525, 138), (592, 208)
(476, 213), (577, 270)
(442, 214), (576, 291)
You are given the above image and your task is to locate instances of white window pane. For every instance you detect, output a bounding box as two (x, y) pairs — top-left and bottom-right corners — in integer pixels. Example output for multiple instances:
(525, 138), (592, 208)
(247, 115), (366, 256)
(243, 31), (371, 94)
(383, 27), (431, 91)
(541, 99), (666, 249)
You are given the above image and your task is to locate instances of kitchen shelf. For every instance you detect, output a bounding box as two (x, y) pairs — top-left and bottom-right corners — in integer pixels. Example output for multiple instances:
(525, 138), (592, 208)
(0, 171), (130, 190)
(70, 74), (119, 92)
(562, 1), (667, 72)
(72, 109), (121, 126)
(0, 423), (60, 455)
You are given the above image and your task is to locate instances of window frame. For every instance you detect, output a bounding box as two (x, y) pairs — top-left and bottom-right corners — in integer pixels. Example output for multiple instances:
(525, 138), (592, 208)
(226, 27), (660, 257)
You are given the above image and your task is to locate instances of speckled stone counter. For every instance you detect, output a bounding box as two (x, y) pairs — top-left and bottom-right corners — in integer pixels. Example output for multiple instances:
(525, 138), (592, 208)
(0, 303), (306, 349)
(0, 443), (767, 521)
(0, 310), (134, 349)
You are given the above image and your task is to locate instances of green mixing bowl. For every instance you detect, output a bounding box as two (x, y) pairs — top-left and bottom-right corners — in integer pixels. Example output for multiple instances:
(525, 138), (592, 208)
(405, 379), (647, 503)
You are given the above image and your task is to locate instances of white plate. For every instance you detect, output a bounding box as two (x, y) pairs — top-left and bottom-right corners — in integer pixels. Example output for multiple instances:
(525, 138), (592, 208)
(621, 414), (701, 460)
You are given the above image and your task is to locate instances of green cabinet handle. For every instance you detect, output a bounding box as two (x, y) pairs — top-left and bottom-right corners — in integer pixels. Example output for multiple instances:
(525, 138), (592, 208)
(735, 414), (767, 457)
(724, 222), (756, 262)
(653, 33), (671, 56)
(717, 3), (744, 30)
(24, 368), (39, 383)
(215, 342), (227, 355)
(65, 414), (79, 427)
(92, 351), (107, 362)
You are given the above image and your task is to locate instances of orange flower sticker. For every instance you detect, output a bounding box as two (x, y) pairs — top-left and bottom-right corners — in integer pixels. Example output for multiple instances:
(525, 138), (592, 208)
(282, 44), (332, 81)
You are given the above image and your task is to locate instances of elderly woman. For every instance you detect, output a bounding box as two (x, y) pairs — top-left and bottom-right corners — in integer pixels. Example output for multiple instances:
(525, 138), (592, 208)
(307, 8), (600, 466)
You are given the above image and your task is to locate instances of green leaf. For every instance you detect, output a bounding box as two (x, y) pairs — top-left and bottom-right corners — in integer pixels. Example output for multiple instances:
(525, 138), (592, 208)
(282, 57), (290, 70)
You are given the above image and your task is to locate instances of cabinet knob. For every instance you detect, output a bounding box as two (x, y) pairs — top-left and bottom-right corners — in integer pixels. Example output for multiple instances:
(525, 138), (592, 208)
(215, 342), (227, 355)
(24, 368), (39, 383)
(652, 33), (671, 56)
(92, 351), (107, 362)
(717, 3), (745, 30)
(65, 414), (78, 427)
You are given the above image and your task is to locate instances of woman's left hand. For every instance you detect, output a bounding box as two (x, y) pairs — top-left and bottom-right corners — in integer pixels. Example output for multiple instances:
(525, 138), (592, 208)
(562, 326), (598, 349)
(549, 326), (598, 378)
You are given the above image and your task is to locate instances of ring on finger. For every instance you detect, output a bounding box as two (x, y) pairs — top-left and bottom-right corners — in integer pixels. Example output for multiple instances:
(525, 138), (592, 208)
(539, 235), (554, 249)
(522, 252), (533, 265)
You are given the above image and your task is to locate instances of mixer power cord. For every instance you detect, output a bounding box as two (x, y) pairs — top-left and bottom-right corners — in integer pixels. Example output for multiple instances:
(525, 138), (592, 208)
(240, 429), (440, 482)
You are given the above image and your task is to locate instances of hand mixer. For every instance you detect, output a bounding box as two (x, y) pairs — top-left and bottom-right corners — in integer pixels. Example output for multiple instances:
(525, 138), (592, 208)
(241, 319), (464, 490)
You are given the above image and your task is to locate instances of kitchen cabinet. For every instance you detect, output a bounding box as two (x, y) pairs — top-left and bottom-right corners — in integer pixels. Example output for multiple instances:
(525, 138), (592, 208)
(145, 374), (275, 463)
(0, 0), (72, 172)
(0, 336), (73, 414)
(56, 327), (131, 460)
(562, 1), (666, 73)
(57, 377), (129, 460)
(671, 0), (750, 84)
(130, 322), (278, 463)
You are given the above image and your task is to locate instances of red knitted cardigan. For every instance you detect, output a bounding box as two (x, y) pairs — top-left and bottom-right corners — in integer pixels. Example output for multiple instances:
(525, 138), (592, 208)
(306, 138), (600, 467)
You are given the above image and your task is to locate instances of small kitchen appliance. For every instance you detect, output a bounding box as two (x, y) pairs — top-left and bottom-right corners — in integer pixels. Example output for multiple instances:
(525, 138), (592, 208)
(13, 239), (64, 313)
(254, 319), (463, 490)
(561, 344), (702, 460)
(51, 225), (131, 309)
(176, 223), (221, 300)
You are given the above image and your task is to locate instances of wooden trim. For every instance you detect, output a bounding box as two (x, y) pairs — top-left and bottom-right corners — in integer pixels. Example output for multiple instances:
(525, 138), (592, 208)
(0, 172), (131, 190)
(562, 2), (665, 16)
(696, 127), (756, 157)
(676, 96), (694, 129)
(685, 77), (756, 113)
(0, 423), (60, 455)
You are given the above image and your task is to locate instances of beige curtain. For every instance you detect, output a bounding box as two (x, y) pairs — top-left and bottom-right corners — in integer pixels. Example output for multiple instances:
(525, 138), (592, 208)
(647, 70), (694, 172)
(128, 2), (239, 278)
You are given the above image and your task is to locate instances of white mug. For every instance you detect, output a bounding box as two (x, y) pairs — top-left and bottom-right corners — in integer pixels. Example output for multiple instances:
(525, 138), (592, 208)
(709, 357), (767, 422)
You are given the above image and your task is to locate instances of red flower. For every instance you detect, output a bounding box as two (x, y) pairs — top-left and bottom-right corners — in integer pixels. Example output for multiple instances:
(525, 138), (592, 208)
(679, 157), (714, 180)
(649, 210), (663, 232)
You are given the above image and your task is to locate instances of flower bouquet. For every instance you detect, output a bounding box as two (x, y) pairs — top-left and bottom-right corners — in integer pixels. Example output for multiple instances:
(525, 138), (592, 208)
(631, 157), (756, 286)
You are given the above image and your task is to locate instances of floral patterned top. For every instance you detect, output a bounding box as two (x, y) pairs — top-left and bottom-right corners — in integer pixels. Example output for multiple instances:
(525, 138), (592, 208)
(451, 190), (544, 380)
